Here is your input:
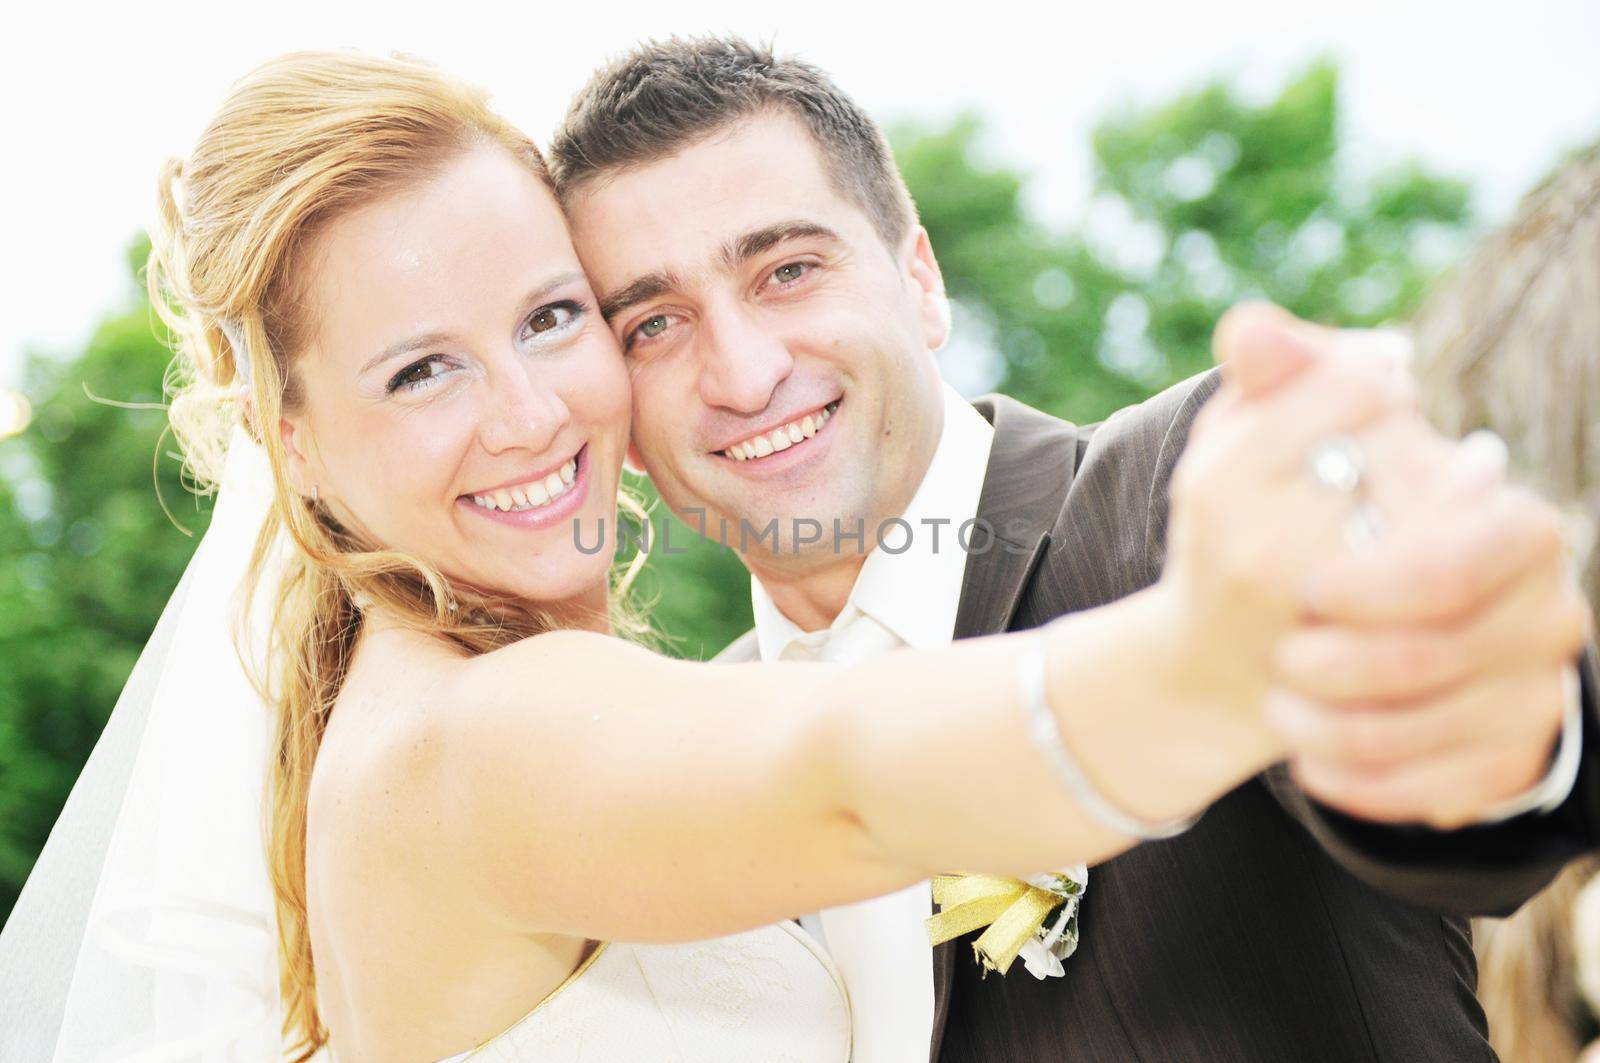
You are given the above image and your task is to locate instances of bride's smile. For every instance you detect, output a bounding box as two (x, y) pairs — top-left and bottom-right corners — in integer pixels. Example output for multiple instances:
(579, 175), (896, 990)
(461, 442), (584, 518)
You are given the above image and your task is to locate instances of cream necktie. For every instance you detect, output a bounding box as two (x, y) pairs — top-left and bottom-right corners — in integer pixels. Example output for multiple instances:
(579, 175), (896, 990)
(780, 609), (935, 1063)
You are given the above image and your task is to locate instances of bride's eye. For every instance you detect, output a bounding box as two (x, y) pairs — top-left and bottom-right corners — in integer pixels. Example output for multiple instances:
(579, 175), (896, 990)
(526, 300), (583, 336)
(387, 355), (452, 394)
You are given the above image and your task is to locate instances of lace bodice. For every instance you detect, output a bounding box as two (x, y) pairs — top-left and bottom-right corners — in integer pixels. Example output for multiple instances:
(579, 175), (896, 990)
(438, 921), (851, 1061)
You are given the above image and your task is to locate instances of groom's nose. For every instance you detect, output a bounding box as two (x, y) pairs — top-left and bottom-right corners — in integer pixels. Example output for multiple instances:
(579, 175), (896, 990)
(695, 301), (794, 414)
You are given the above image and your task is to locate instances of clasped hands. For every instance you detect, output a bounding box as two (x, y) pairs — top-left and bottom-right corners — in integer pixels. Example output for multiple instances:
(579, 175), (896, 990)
(1165, 302), (1592, 830)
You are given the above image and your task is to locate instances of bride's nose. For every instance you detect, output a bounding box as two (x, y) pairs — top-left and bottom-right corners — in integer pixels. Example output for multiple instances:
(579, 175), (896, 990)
(478, 366), (571, 457)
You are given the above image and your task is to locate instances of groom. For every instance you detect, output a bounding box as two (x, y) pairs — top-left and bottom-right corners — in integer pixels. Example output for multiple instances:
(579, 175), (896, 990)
(552, 38), (1599, 1061)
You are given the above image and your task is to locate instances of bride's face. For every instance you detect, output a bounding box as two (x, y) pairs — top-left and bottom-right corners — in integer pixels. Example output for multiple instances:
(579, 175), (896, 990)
(280, 144), (630, 615)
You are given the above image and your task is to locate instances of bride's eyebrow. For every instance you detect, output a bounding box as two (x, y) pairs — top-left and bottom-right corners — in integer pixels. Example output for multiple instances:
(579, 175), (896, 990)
(360, 271), (590, 374)
(514, 270), (588, 318)
(361, 330), (456, 375)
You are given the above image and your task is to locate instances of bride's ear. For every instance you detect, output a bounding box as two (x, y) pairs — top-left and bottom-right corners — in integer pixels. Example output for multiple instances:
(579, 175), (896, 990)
(238, 385), (263, 441)
(277, 414), (321, 501)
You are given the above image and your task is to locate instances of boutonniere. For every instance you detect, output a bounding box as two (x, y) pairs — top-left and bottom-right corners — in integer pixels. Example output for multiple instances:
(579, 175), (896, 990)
(925, 865), (1086, 979)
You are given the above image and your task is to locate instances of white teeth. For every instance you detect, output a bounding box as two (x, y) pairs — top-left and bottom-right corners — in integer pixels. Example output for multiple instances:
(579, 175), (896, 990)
(723, 403), (839, 461)
(468, 453), (581, 514)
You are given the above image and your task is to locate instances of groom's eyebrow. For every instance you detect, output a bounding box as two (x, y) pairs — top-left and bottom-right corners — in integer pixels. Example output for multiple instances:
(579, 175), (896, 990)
(599, 269), (685, 324)
(720, 220), (840, 269)
(598, 220), (841, 325)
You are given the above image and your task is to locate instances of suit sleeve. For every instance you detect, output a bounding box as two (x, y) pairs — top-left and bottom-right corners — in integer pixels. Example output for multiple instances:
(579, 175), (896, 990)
(1122, 369), (1600, 916)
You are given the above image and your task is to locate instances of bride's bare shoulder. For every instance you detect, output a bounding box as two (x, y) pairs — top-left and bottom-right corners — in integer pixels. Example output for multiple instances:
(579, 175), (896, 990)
(309, 622), (463, 835)
(312, 621), (623, 814)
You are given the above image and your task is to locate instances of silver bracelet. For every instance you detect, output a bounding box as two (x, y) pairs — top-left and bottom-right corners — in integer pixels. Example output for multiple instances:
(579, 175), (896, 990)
(1019, 637), (1202, 841)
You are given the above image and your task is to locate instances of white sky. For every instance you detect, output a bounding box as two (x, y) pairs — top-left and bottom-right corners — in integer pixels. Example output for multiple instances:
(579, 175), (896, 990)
(2, 0), (1597, 388)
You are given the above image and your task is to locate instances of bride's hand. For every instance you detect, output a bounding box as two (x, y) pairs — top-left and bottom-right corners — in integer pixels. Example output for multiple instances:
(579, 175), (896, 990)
(1162, 302), (1590, 830)
(1152, 303), (1418, 732)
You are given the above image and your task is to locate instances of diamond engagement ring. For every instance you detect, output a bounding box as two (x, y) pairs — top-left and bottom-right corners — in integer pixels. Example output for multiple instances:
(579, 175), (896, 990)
(1307, 436), (1365, 493)
(1306, 435), (1384, 547)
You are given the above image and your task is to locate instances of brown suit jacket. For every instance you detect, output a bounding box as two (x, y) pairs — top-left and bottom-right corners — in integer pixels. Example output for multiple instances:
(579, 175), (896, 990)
(724, 372), (1600, 1061)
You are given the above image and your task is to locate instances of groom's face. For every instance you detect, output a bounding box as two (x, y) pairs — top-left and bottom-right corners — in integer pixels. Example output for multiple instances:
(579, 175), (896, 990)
(564, 111), (948, 561)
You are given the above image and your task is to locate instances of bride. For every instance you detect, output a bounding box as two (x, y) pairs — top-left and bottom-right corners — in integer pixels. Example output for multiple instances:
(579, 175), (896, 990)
(19, 51), (1469, 1062)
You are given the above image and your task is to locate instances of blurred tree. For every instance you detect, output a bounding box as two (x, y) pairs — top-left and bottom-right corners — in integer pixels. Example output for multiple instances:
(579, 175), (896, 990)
(895, 59), (1475, 424)
(0, 236), (213, 916)
(620, 477), (755, 661)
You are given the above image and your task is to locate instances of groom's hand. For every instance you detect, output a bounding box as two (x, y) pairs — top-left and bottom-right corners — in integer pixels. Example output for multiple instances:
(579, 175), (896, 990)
(1262, 395), (1591, 829)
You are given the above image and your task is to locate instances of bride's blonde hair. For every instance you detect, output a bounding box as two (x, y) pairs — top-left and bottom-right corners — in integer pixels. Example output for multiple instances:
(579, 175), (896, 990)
(147, 51), (646, 1059)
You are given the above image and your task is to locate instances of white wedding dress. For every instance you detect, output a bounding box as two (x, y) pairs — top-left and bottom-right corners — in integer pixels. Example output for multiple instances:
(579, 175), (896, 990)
(434, 921), (851, 1062)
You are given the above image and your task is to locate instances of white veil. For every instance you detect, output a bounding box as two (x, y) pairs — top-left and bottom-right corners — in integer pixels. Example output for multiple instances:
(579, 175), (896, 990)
(0, 429), (284, 1061)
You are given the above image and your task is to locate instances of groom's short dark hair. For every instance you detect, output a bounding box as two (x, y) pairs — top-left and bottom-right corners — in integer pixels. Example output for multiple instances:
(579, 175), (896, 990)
(548, 36), (917, 248)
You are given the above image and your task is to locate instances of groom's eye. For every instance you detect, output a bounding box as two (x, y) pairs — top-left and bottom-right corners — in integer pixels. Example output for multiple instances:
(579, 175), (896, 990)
(771, 262), (809, 285)
(637, 315), (669, 340)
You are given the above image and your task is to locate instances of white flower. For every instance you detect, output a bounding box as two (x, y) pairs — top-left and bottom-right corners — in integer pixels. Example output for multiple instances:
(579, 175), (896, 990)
(1015, 864), (1087, 981)
(1018, 937), (1066, 979)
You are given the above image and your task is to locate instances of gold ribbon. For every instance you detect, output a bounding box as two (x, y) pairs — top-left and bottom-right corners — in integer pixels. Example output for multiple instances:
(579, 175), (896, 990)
(925, 873), (1069, 977)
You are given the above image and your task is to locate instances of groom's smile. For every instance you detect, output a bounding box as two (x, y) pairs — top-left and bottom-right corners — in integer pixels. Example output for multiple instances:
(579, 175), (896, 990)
(715, 398), (840, 464)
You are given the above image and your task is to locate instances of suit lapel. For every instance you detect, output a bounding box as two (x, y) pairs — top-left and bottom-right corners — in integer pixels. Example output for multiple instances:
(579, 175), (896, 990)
(953, 394), (1081, 641)
(932, 394), (1083, 1061)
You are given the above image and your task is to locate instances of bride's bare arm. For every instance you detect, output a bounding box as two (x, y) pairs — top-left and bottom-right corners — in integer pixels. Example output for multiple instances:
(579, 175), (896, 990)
(334, 584), (1269, 944)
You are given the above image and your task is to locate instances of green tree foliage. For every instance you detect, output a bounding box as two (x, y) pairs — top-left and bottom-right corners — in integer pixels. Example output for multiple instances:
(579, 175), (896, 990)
(0, 62), (1479, 921)
(0, 237), (214, 914)
(620, 479), (755, 660)
(897, 60), (1474, 424)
